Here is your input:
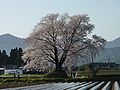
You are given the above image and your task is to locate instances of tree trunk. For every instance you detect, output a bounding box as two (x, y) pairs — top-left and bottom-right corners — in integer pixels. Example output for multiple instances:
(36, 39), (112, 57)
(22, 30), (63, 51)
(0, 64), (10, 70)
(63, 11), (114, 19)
(91, 52), (94, 63)
(55, 63), (62, 71)
(45, 62), (68, 78)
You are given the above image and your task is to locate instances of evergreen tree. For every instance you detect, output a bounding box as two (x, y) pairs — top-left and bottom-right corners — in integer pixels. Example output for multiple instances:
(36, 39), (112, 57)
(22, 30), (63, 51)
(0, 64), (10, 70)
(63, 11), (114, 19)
(0, 50), (2, 65)
(2, 50), (9, 65)
(0, 47), (24, 66)
(9, 49), (16, 65)
(17, 48), (24, 66)
(9, 47), (24, 66)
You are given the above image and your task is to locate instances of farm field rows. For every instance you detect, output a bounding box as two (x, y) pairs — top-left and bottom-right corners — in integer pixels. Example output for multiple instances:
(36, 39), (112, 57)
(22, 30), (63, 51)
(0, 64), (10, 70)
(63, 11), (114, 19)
(3, 81), (120, 90)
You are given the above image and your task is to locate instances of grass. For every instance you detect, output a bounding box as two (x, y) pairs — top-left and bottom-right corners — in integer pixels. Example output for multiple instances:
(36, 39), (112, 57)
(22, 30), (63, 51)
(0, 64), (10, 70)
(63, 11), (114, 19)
(79, 69), (120, 77)
(0, 74), (45, 78)
(0, 77), (49, 89)
(96, 69), (120, 76)
(0, 82), (40, 89)
(0, 77), (90, 89)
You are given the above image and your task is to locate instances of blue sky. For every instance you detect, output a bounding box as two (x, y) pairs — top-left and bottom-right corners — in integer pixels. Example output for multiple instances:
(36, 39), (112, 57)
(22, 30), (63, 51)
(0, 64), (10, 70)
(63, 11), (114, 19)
(0, 0), (120, 41)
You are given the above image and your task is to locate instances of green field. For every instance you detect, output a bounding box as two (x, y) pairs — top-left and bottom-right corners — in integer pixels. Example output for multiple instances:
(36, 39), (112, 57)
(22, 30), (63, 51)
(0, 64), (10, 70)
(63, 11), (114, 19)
(96, 69), (120, 76)
(79, 69), (120, 77)
(0, 74), (44, 78)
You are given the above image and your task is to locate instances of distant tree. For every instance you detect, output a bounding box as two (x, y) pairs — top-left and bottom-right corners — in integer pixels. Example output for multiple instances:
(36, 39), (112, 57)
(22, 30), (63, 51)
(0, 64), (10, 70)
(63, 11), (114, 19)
(17, 48), (24, 66)
(9, 49), (15, 65)
(9, 47), (24, 66)
(2, 50), (9, 65)
(82, 35), (106, 63)
(0, 50), (2, 65)
(84, 64), (97, 78)
(22, 13), (106, 77)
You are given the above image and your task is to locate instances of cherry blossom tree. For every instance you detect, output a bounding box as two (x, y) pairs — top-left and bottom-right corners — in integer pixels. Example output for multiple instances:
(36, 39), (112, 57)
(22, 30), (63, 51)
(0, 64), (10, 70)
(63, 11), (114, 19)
(22, 13), (106, 73)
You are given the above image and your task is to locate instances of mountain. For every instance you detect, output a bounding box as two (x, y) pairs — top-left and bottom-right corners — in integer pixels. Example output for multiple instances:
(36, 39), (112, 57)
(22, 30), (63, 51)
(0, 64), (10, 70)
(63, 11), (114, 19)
(106, 37), (120, 48)
(0, 33), (27, 53)
(96, 47), (120, 63)
(96, 37), (120, 63)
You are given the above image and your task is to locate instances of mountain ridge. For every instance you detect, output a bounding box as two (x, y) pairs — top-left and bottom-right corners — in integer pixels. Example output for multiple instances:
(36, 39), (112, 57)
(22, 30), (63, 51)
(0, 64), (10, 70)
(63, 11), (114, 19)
(0, 33), (27, 53)
(0, 33), (24, 39)
(96, 37), (120, 63)
(106, 37), (120, 48)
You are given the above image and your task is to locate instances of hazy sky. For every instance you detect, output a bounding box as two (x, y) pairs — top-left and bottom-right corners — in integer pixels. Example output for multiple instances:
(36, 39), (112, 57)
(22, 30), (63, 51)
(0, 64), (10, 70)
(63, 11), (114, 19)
(0, 0), (120, 41)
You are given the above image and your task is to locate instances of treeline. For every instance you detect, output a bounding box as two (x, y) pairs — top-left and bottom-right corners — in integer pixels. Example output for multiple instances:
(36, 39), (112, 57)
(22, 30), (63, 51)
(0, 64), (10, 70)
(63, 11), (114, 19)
(0, 47), (24, 67)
